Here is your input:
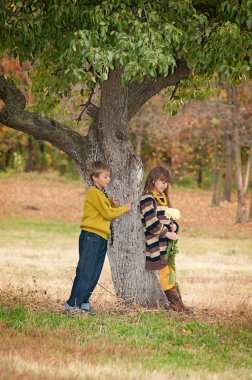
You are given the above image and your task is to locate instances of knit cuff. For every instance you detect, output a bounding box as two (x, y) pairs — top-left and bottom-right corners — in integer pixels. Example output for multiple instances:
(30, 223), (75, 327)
(160, 226), (168, 237)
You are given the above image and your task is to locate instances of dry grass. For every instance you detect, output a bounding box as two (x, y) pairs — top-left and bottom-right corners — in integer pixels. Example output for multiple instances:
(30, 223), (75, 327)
(1, 354), (251, 380)
(0, 243), (251, 323)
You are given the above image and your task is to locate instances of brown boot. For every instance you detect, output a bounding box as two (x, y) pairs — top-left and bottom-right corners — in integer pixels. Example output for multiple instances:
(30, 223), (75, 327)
(164, 288), (185, 312)
(176, 287), (194, 313)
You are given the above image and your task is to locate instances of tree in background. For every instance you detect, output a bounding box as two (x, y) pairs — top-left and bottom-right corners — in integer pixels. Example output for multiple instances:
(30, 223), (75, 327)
(0, 1), (251, 306)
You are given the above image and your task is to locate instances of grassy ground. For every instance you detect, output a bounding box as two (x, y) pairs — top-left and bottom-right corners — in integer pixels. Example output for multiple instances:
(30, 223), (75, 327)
(0, 304), (251, 380)
(0, 173), (251, 379)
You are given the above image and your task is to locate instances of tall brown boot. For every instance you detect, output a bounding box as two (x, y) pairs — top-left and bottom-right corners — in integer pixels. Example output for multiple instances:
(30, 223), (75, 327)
(164, 287), (185, 312)
(176, 287), (193, 313)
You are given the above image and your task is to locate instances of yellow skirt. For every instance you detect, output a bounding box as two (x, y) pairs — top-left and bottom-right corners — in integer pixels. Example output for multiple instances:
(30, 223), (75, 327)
(159, 265), (176, 291)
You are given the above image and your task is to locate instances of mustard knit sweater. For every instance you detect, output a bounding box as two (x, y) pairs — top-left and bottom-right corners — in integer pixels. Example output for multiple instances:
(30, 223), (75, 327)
(80, 186), (128, 240)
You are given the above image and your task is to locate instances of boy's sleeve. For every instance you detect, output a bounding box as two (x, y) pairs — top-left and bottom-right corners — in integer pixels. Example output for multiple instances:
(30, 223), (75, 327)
(93, 190), (128, 220)
(140, 196), (168, 237)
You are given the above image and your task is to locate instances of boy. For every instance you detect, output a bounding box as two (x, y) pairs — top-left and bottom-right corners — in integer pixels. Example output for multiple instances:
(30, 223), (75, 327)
(65, 161), (132, 313)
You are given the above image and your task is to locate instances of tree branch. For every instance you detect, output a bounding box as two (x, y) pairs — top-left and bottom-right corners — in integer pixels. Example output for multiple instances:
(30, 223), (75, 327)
(128, 58), (190, 120)
(86, 103), (99, 120)
(78, 86), (96, 123)
(0, 76), (90, 165)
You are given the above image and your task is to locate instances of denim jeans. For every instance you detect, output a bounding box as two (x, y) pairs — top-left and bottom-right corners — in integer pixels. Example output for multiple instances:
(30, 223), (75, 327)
(67, 230), (108, 307)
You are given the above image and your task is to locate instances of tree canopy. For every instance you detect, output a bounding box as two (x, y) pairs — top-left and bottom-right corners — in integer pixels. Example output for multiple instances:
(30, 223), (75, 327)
(1, 0), (251, 113)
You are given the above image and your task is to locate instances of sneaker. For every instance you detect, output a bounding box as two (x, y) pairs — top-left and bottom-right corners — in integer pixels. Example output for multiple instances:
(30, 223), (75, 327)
(80, 302), (91, 311)
(80, 304), (96, 316)
(64, 302), (78, 311)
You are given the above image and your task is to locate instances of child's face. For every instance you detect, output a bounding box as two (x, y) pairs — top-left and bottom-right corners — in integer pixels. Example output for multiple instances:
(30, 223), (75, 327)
(93, 170), (111, 188)
(154, 179), (168, 194)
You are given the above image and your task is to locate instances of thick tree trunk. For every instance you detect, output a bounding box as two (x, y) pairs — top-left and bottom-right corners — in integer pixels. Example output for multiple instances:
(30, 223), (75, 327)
(78, 69), (166, 306)
(135, 122), (145, 157)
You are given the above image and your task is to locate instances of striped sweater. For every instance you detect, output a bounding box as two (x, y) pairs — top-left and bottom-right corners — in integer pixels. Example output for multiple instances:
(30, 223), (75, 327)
(140, 193), (178, 270)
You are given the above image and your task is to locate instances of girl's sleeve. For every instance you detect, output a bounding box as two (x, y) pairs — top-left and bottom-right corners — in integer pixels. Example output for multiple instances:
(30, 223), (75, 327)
(140, 196), (168, 237)
(93, 190), (128, 220)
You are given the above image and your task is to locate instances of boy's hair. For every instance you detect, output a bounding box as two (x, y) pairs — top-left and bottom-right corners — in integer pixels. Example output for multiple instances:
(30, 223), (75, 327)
(143, 166), (172, 206)
(90, 161), (111, 180)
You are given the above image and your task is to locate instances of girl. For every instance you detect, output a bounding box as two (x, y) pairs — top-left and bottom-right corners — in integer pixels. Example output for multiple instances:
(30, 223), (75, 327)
(140, 166), (190, 312)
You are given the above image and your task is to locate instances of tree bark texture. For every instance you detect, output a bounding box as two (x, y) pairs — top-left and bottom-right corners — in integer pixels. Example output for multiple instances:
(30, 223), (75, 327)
(83, 69), (167, 306)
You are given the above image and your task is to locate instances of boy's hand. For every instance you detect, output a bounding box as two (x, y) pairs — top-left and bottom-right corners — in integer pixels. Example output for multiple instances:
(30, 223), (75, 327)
(111, 197), (119, 206)
(166, 231), (177, 240)
(170, 224), (177, 232)
(125, 201), (133, 210)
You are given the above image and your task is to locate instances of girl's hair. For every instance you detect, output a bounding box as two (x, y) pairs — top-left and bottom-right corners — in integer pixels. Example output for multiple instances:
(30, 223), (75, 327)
(143, 166), (172, 206)
(90, 161), (110, 180)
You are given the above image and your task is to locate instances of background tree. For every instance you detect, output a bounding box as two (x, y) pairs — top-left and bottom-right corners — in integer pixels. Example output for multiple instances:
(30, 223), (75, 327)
(0, 0), (251, 306)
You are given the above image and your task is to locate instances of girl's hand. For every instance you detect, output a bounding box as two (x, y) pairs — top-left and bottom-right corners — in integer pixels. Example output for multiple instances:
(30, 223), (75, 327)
(111, 197), (119, 206)
(170, 224), (177, 232)
(166, 231), (177, 240)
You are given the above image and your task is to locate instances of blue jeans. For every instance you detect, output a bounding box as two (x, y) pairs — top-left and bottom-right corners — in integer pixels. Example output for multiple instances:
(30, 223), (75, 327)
(67, 230), (108, 307)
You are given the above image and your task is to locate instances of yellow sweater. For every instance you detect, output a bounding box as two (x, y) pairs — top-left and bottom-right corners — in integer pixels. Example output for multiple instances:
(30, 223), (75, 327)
(80, 186), (129, 240)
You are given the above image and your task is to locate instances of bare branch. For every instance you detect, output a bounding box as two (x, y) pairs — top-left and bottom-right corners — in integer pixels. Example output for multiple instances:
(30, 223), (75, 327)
(170, 80), (180, 101)
(78, 86), (96, 123)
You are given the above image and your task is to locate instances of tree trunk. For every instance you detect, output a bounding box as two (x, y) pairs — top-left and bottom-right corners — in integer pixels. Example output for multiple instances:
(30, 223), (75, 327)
(249, 190), (252, 220)
(244, 145), (252, 194)
(233, 123), (247, 223)
(135, 122), (145, 157)
(78, 69), (166, 306)
(25, 136), (35, 172)
(216, 138), (225, 203)
(197, 159), (203, 188)
(212, 138), (219, 206)
(223, 130), (233, 202)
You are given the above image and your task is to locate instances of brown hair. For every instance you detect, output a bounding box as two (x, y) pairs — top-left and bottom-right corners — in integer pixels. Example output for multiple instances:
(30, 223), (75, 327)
(89, 161), (111, 180)
(143, 166), (172, 206)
